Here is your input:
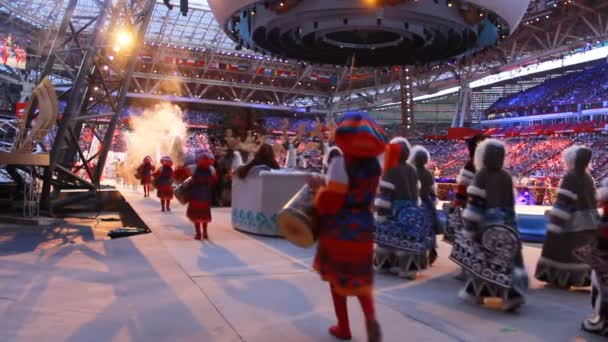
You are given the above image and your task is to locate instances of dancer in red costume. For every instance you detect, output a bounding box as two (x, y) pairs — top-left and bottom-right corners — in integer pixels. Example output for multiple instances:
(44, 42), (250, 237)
(310, 112), (386, 342)
(136, 156), (155, 198)
(186, 150), (217, 240)
(153, 156), (174, 212)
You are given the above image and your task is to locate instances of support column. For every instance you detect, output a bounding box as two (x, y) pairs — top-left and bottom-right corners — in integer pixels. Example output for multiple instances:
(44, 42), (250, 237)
(399, 66), (414, 132)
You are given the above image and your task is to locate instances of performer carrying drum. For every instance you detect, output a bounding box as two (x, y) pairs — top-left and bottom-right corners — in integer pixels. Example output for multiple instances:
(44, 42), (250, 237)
(309, 112), (385, 342)
(457, 139), (528, 311)
(136, 156), (155, 198)
(374, 137), (434, 280)
(153, 156), (174, 212)
(185, 150), (217, 240)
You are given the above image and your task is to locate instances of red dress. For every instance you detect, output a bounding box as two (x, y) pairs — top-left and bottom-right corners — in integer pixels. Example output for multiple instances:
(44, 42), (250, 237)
(137, 163), (154, 185)
(186, 166), (216, 223)
(154, 166), (174, 200)
(313, 157), (381, 296)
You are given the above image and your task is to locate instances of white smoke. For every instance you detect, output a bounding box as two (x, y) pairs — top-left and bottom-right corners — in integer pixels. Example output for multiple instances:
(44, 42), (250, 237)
(123, 103), (188, 177)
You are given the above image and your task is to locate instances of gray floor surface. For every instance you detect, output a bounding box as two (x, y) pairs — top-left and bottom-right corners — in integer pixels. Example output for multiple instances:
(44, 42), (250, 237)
(0, 188), (603, 342)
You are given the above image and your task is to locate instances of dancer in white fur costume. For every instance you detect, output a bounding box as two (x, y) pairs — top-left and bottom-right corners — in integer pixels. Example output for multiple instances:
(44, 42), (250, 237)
(575, 179), (608, 335)
(409, 145), (440, 265)
(536, 145), (598, 289)
(374, 137), (434, 279)
(453, 139), (528, 311)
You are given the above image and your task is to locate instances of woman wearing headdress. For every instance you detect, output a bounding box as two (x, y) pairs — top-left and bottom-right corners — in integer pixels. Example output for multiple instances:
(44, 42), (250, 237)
(136, 156), (155, 198)
(409, 145), (440, 265)
(457, 139), (528, 311)
(186, 150), (217, 240)
(535, 145), (599, 289)
(374, 138), (434, 279)
(575, 179), (608, 335)
(153, 156), (174, 212)
(309, 112), (385, 342)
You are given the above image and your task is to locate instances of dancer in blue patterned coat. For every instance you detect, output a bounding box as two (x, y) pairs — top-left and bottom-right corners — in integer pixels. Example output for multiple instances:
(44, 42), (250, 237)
(374, 137), (434, 280)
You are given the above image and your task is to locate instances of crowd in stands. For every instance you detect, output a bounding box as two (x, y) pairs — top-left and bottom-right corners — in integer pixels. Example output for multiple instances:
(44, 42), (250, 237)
(487, 61), (608, 116)
(421, 133), (608, 184)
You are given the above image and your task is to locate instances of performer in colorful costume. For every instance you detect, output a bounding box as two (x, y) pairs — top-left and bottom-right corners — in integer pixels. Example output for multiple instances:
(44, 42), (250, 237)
(456, 139), (528, 311)
(186, 150), (217, 240)
(136, 156), (155, 198)
(312, 112), (385, 342)
(575, 179), (608, 335)
(409, 145), (439, 265)
(373, 138), (433, 279)
(153, 156), (174, 212)
(536, 146), (599, 288)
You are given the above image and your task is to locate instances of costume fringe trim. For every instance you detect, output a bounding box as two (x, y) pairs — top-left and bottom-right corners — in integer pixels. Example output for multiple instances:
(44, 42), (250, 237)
(462, 207), (482, 223)
(534, 258), (591, 288)
(373, 245), (429, 279)
(457, 169), (475, 186)
(374, 198), (391, 209)
(379, 180), (395, 190)
(548, 207), (572, 221)
(458, 275), (526, 312)
(467, 185), (487, 198)
(557, 188), (578, 200)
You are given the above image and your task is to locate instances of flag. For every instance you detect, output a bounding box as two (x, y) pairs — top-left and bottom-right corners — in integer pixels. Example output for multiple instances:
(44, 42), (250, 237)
(209, 62), (219, 69)
(228, 63), (239, 71)
(238, 64), (249, 71)
(318, 74), (331, 82)
(309, 73), (318, 81)
(184, 58), (196, 66)
(218, 63), (228, 70)
(139, 54), (152, 62)
(197, 60), (205, 67)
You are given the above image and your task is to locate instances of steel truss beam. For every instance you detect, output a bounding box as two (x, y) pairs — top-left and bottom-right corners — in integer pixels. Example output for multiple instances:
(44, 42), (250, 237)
(39, 0), (155, 212)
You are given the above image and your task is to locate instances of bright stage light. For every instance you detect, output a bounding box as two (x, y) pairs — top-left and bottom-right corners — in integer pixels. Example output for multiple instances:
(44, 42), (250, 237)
(112, 27), (135, 53)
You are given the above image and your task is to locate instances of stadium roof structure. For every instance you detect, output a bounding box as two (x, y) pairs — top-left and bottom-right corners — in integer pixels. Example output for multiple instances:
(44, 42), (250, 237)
(1, 0), (608, 115)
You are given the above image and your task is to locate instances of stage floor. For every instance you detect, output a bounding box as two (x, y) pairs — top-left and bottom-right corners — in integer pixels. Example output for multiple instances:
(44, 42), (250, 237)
(0, 188), (602, 341)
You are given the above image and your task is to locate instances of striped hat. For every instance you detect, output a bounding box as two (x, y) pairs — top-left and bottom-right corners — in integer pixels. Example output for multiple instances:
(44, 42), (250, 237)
(160, 155), (172, 166)
(334, 112), (387, 158)
(195, 149), (215, 168)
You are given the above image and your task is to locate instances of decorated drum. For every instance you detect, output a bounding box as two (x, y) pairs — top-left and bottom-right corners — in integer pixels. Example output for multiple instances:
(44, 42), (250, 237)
(174, 177), (192, 205)
(442, 203), (464, 244)
(449, 224), (521, 289)
(277, 184), (318, 248)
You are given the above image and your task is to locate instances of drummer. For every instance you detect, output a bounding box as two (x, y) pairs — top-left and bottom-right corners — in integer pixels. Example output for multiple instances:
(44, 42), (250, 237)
(186, 149), (217, 240)
(309, 112), (386, 342)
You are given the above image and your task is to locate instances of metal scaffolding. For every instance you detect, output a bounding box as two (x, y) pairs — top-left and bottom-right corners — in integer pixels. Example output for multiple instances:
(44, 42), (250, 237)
(26, 0), (157, 212)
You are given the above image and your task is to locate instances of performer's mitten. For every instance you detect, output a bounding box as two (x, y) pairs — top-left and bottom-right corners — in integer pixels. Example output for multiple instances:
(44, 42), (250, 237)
(315, 155), (348, 215)
(374, 180), (394, 222)
(462, 184), (486, 238)
(453, 168), (474, 207)
(545, 187), (577, 233)
(597, 180), (608, 250)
